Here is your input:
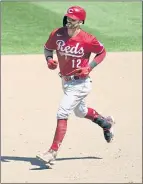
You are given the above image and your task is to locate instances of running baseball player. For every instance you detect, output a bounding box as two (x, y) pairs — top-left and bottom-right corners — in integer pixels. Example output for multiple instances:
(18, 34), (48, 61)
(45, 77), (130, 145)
(36, 6), (115, 166)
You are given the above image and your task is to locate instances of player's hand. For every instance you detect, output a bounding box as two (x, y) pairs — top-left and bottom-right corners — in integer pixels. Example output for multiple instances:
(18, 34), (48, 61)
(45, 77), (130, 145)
(74, 66), (92, 78)
(47, 59), (58, 70)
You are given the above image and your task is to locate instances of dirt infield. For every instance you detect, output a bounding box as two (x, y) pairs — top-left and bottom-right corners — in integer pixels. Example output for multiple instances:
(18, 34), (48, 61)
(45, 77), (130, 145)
(1, 52), (142, 183)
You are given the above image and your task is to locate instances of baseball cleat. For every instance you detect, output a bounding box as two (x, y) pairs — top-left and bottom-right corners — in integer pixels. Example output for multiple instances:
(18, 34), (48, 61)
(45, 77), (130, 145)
(36, 149), (57, 166)
(103, 116), (115, 143)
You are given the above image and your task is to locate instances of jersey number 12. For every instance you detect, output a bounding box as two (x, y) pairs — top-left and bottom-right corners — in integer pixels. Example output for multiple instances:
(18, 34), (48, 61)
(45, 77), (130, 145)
(72, 59), (81, 68)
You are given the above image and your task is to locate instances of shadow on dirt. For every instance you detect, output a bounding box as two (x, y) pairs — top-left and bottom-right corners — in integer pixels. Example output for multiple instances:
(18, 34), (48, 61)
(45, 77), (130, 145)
(1, 155), (102, 170)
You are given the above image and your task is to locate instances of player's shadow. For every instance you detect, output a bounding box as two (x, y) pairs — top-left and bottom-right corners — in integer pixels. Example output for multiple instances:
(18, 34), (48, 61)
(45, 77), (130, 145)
(1, 155), (102, 170)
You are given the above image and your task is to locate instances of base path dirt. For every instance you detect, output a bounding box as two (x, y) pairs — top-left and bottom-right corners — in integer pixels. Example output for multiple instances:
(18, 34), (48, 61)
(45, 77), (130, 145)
(1, 52), (142, 183)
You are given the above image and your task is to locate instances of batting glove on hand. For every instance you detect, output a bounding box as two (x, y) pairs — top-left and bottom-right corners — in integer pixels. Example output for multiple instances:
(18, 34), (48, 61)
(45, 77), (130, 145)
(74, 66), (92, 78)
(47, 59), (58, 70)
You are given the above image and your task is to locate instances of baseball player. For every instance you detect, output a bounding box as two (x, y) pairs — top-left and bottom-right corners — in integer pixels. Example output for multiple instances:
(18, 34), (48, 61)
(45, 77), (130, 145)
(36, 6), (115, 165)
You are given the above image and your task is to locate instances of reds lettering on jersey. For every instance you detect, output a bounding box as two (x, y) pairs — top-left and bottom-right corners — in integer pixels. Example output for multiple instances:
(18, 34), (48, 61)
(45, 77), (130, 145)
(44, 27), (104, 75)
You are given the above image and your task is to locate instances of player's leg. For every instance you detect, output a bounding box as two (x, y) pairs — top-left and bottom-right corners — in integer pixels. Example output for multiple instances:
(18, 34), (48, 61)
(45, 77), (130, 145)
(48, 92), (79, 155)
(85, 107), (115, 143)
(49, 87), (89, 152)
(36, 79), (91, 164)
(74, 100), (115, 143)
(36, 118), (67, 165)
(74, 99), (88, 118)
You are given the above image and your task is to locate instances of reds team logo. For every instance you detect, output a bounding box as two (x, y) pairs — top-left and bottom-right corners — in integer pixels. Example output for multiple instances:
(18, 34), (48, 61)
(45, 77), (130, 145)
(56, 40), (84, 58)
(68, 8), (73, 13)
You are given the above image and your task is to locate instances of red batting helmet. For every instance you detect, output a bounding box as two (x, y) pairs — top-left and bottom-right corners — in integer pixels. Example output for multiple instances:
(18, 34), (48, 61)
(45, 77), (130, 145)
(63, 6), (86, 26)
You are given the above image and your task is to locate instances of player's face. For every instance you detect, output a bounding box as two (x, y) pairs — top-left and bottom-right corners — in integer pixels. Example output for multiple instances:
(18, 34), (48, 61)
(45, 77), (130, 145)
(66, 17), (81, 29)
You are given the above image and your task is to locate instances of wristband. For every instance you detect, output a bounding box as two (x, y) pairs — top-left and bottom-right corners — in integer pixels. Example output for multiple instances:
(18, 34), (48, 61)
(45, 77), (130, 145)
(46, 57), (53, 62)
(89, 60), (98, 69)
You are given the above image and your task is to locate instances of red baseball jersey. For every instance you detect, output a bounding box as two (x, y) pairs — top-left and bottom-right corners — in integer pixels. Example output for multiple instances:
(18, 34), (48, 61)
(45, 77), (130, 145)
(44, 27), (104, 76)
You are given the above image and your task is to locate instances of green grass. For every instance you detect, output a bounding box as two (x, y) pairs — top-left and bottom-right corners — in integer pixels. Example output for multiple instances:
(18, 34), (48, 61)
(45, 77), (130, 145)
(1, 2), (61, 54)
(1, 1), (142, 54)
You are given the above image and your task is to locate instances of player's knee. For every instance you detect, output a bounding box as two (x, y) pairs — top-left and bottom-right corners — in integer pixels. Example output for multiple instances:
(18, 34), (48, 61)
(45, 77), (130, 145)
(57, 108), (70, 119)
(74, 106), (88, 118)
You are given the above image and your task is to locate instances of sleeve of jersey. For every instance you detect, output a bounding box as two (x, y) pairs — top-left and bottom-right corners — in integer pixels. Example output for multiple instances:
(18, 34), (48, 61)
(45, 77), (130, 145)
(89, 37), (104, 54)
(44, 29), (57, 50)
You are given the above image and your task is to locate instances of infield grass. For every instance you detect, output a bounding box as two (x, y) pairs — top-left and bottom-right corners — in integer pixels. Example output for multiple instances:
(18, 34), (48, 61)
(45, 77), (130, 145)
(1, 1), (142, 54)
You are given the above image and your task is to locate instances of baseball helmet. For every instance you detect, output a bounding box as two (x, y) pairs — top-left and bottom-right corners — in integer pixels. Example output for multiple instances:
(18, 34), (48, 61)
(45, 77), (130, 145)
(63, 6), (86, 26)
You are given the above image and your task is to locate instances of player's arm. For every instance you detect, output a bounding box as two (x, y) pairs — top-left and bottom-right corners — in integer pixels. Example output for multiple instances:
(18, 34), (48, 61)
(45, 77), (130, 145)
(44, 29), (58, 70)
(87, 37), (106, 71)
(44, 47), (53, 61)
(89, 48), (106, 70)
